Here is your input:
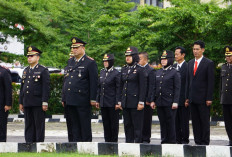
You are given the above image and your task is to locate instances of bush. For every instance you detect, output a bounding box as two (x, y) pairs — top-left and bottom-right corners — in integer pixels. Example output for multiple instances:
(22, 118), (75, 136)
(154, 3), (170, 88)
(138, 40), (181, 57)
(10, 74), (65, 115)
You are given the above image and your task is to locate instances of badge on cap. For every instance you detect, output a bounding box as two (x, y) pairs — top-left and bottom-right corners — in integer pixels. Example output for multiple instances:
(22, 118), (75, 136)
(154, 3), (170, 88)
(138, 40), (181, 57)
(162, 51), (167, 56)
(127, 47), (132, 52)
(72, 38), (76, 43)
(28, 47), (32, 52)
(226, 47), (229, 52)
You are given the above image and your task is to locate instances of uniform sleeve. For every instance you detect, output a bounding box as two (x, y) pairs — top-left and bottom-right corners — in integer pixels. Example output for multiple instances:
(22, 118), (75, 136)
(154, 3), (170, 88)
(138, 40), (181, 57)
(146, 69), (155, 103)
(61, 67), (67, 103)
(206, 61), (215, 101)
(19, 70), (25, 105)
(42, 68), (50, 103)
(115, 71), (121, 104)
(3, 70), (12, 106)
(88, 61), (98, 101)
(173, 70), (181, 103)
(151, 71), (156, 102)
(139, 67), (147, 103)
(185, 64), (190, 100)
(96, 71), (101, 103)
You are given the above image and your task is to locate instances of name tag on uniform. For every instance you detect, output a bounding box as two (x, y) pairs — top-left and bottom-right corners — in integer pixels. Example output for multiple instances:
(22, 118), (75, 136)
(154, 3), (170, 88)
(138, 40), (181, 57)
(156, 75), (160, 77)
(34, 72), (41, 74)
(78, 66), (85, 69)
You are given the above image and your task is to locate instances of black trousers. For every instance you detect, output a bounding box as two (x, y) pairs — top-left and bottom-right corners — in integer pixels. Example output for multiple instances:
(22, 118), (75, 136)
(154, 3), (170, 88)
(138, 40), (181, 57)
(157, 106), (176, 144)
(190, 103), (210, 145)
(223, 104), (232, 145)
(142, 104), (153, 143)
(0, 107), (9, 142)
(123, 108), (143, 143)
(101, 107), (119, 142)
(68, 105), (92, 142)
(175, 105), (190, 144)
(64, 104), (73, 142)
(24, 106), (45, 142)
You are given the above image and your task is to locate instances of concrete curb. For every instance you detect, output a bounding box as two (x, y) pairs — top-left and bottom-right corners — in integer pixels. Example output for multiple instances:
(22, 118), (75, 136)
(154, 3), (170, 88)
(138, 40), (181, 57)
(0, 142), (231, 156)
(8, 115), (224, 126)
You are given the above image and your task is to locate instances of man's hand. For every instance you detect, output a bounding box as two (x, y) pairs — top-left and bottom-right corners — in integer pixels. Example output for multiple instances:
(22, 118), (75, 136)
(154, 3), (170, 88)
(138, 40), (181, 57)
(137, 103), (144, 110)
(185, 99), (189, 107)
(115, 104), (123, 110)
(4, 105), (11, 112)
(150, 102), (156, 109)
(90, 101), (96, 107)
(19, 104), (24, 112)
(42, 105), (48, 112)
(206, 101), (212, 106)
(95, 102), (100, 109)
(172, 103), (178, 109)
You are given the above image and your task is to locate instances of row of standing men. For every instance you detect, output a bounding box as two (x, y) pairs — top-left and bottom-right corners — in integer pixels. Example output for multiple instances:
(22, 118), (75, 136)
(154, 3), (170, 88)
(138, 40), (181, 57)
(0, 38), (232, 146)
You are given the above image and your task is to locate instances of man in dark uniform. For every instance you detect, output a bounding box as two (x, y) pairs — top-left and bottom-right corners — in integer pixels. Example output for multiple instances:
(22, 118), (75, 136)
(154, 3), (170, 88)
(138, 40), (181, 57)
(0, 63), (12, 142)
(19, 46), (50, 142)
(96, 54), (121, 142)
(185, 40), (214, 145)
(62, 47), (75, 142)
(151, 50), (181, 144)
(138, 52), (155, 143)
(62, 37), (98, 142)
(174, 46), (190, 144)
(220, 46), (232, 146)
(121, 47), (146, 143)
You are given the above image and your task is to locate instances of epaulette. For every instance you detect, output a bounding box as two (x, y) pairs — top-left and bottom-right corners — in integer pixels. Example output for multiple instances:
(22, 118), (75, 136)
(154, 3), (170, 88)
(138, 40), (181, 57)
(87, 56), (94, 60)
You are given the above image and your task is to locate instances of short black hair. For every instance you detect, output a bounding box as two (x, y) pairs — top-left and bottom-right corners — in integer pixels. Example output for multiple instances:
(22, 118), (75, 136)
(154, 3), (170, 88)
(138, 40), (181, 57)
(139, 52), (148, 60)
(175, 46), (186, 54)
(193, 40), (205, 48)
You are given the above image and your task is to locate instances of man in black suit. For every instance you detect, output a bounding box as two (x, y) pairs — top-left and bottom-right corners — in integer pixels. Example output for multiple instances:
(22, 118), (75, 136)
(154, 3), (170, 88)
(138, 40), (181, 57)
(19, 46), (50, 142)
(138, 52), (155, 143)
(185, 40), (214, 145)
(0, 64), (12, 142)
(62, 37), (98, 142)
(174, 46), (190, 144)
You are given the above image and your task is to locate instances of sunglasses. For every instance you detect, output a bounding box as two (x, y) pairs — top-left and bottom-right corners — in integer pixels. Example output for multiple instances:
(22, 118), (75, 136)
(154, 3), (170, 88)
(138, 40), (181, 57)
(27, 55), (39, 58)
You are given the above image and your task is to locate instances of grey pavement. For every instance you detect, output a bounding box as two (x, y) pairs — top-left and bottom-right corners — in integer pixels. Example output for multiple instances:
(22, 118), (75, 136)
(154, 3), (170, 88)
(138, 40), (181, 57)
(6, 122), (230, 145)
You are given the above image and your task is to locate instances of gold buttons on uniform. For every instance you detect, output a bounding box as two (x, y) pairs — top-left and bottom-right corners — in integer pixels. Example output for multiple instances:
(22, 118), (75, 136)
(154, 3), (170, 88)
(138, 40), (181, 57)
(71, 76), (73, 78)
(160, 81), (162, 83)
(226, 84), (228, 86)
(69, 82), (71, 84)
(160, 93), (162, 95)
(68, 88), (70, 91)
(27, 86), (29, 88)
(26, 91), (29, 93)
(29, 76), (30, 78)
(28, 81), (30, 83)
(226, 90), (228, 92)
(125, 94), (126, 96)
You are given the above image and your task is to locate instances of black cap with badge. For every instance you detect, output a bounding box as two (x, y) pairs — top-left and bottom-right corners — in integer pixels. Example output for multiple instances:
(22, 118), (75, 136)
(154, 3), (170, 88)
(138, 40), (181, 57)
(26, 46), (42, 56)
(71, 37), (87, 48)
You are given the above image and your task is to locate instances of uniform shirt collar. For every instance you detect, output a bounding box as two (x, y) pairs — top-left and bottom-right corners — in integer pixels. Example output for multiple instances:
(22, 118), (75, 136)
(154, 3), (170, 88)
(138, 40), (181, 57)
(30, 64), (38, 69)
(163, 65), (171, 70)
(74, 54), (85, 62)
(105, 66), (114, 72)
(141, 63), (148, 67)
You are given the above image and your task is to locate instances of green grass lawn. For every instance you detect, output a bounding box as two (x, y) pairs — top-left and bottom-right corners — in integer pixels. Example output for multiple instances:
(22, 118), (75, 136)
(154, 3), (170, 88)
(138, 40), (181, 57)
(0, 153), (116, 157)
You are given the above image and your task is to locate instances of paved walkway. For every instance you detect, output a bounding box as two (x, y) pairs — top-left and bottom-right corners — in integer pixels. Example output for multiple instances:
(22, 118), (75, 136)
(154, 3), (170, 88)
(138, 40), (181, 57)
(7, 122), (229, 145)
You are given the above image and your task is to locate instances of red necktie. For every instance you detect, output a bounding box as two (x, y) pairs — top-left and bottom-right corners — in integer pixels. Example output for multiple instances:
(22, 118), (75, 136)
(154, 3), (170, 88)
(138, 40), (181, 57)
(193, 61), (198, 76)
